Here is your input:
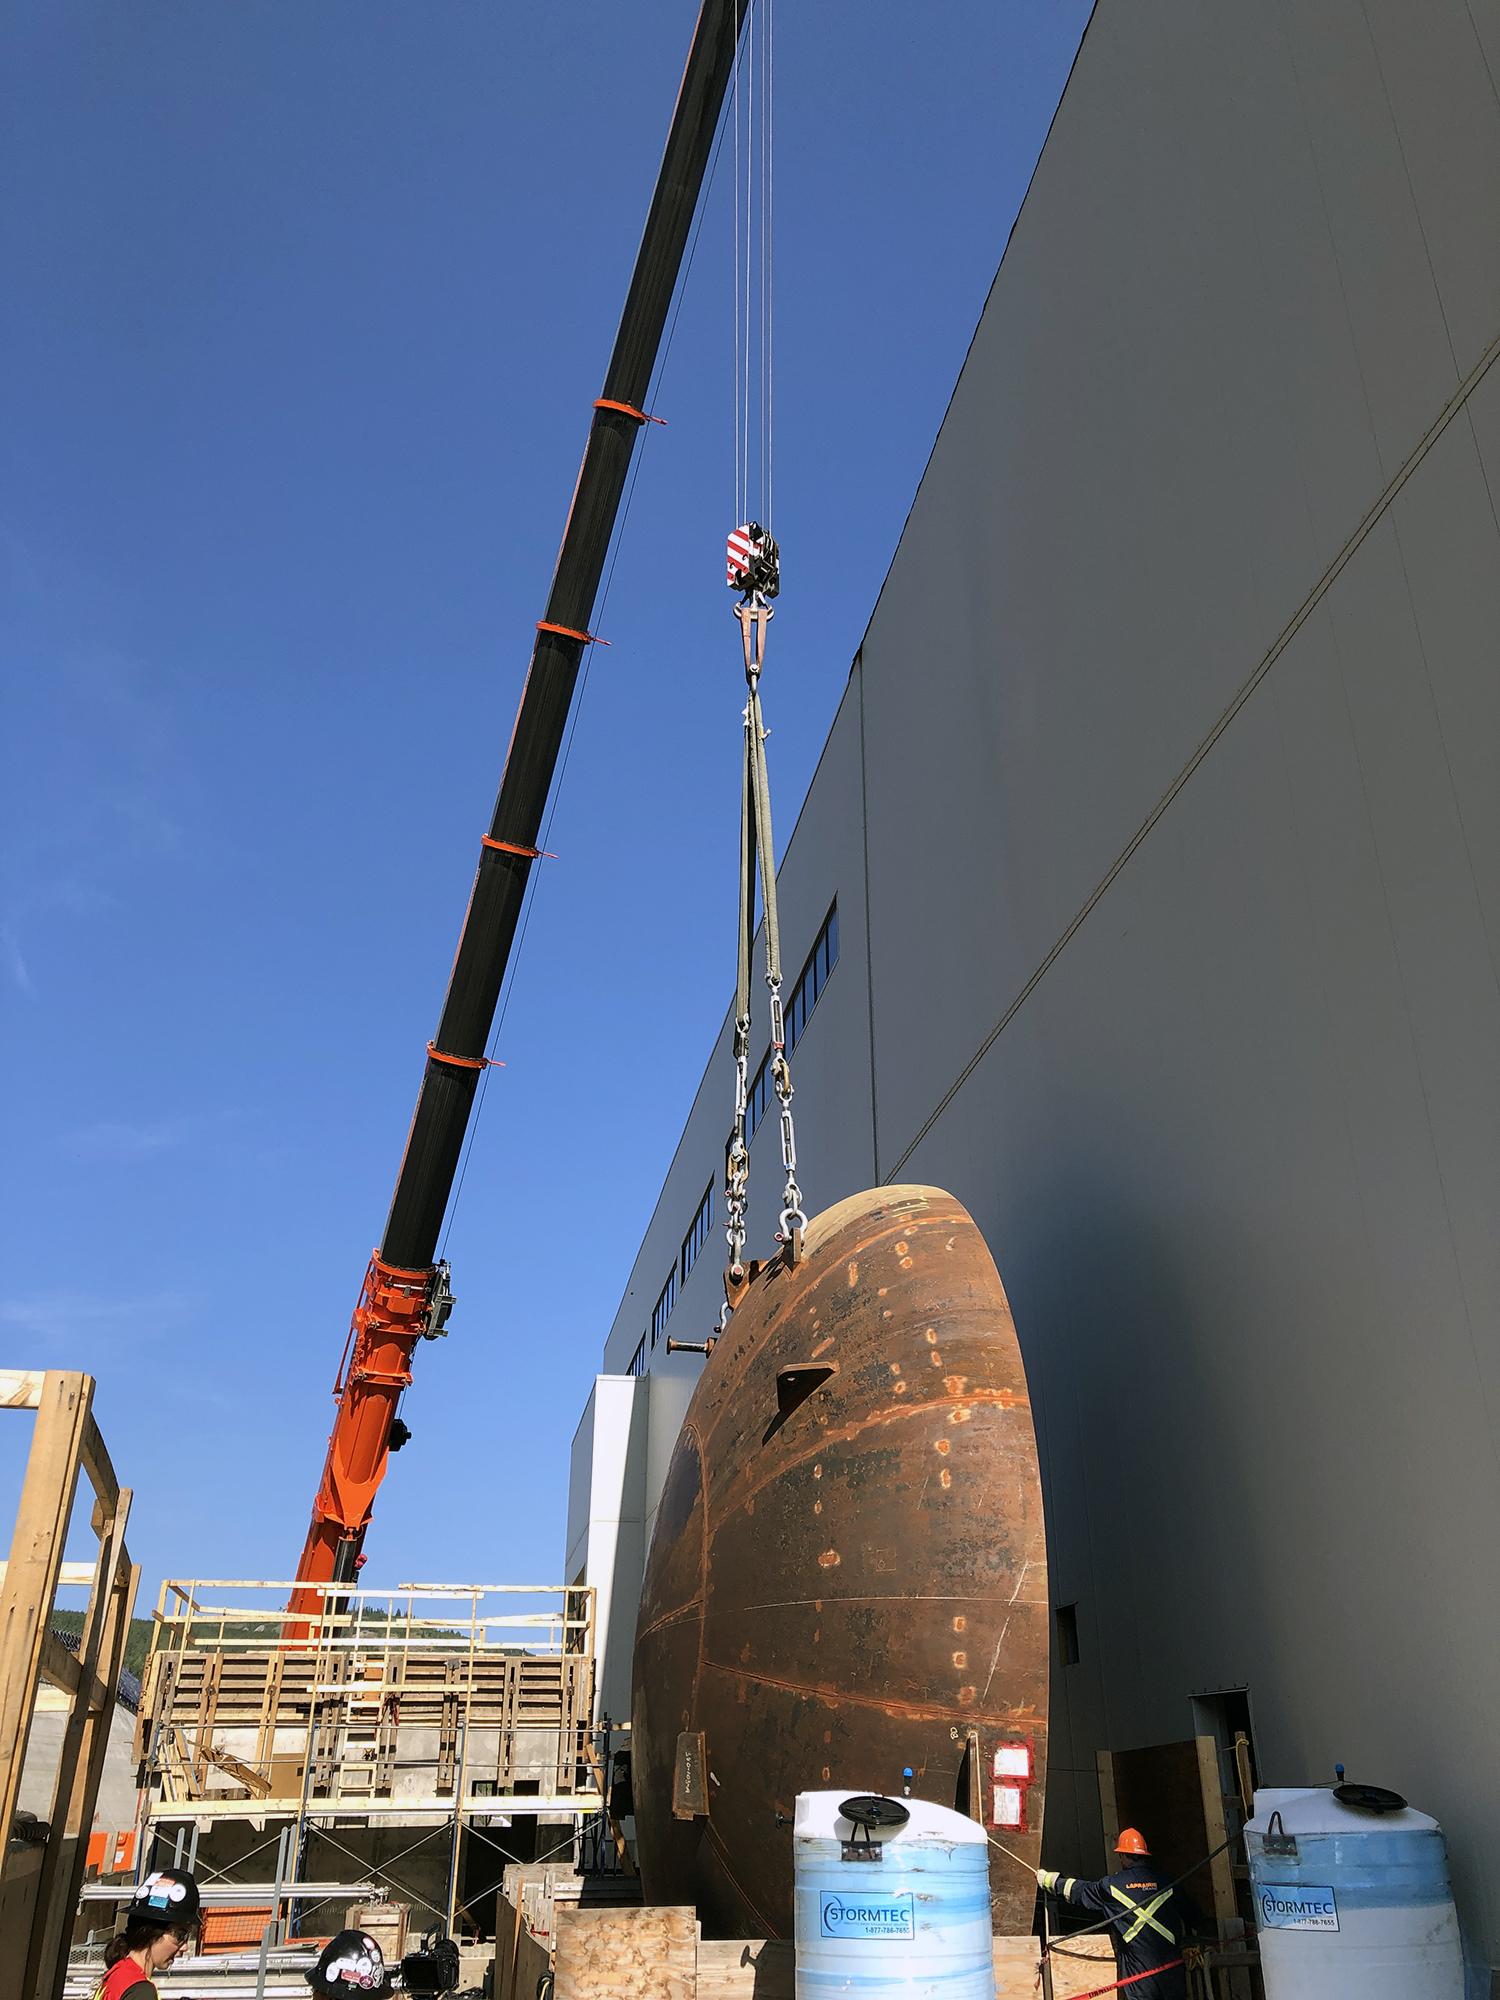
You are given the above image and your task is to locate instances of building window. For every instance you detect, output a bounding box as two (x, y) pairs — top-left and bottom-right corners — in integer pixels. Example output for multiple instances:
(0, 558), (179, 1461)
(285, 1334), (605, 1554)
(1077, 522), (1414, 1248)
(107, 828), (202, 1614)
(747, 901), (840, 1143)
(784, 902), (839, 1057)
(650, 1268), (676, 1347)
(681, 1184), (714, 1283)
(745, 1050), (772, 1143)
(627, 1335), (646, 1378)
(1056, 1603), (1080, 1667)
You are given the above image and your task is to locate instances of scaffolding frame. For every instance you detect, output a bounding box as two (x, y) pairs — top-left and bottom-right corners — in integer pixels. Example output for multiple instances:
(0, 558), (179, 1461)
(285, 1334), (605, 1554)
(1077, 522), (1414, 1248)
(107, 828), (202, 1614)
(135, 1578), (601, 1941)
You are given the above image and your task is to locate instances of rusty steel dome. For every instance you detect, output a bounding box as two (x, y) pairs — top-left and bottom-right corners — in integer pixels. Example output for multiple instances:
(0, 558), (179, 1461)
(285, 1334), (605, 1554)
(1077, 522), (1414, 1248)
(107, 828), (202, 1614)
(631, 1184), (1047, 1938)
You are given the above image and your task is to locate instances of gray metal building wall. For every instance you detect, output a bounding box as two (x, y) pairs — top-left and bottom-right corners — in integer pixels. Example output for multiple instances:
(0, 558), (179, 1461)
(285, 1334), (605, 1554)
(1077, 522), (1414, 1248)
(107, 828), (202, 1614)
(571, 0), (1500, 1970)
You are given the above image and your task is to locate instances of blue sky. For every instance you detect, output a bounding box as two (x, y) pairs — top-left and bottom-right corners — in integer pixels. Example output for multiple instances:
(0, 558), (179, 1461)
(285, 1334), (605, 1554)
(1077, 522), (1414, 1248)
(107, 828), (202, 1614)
(1, 0), (1090, 1604)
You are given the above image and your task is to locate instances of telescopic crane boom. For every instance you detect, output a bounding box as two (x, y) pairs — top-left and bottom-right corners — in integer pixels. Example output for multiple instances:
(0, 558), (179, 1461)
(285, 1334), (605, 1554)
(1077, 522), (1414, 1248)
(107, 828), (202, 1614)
(291, 0), (750, 1607)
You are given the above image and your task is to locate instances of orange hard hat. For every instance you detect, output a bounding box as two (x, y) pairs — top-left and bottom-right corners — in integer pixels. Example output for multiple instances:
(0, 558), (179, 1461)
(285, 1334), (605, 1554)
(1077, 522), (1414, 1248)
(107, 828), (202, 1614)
(1115, 1828), (1150, 1856)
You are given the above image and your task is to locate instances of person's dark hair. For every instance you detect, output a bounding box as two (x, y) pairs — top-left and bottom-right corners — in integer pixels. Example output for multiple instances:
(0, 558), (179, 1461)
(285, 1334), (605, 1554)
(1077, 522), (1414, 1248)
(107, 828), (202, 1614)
(104, 1915), (192, 1968)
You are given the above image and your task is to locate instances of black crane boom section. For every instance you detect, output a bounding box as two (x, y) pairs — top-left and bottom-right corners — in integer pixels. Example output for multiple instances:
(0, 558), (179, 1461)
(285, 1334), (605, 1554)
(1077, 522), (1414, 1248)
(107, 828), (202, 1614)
(381, 0), (746, 1269)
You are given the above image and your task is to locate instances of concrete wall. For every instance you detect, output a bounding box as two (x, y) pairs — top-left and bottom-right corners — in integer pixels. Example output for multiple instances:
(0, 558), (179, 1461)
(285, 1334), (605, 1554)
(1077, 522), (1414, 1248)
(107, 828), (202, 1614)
(19, 1698), (139, 1832)
(571, 0), (1500, 1972)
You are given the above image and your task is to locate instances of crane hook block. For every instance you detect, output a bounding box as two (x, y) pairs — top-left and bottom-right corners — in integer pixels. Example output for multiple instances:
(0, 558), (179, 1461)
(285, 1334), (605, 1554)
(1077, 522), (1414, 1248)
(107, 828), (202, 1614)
(726, 524), (780, 601)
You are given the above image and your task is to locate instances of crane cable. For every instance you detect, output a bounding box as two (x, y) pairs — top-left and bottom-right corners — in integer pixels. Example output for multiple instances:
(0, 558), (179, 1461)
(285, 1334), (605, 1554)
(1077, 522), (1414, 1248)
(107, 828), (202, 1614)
(721, 0), (803, 1316)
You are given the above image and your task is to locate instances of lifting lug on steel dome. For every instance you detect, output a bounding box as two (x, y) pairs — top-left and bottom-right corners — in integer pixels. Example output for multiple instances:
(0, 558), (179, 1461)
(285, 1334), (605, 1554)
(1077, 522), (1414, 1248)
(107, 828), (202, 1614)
(723, 1257), (766, 1313)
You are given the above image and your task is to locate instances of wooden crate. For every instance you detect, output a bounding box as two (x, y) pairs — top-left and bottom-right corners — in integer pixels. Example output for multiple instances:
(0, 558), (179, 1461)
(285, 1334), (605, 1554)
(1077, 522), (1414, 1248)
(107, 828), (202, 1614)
(345, 1900), (409, 1961)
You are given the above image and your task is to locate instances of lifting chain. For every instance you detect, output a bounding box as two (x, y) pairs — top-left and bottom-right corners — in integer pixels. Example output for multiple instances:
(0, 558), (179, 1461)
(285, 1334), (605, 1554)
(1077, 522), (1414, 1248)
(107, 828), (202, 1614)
(722, 526), (805, 1315)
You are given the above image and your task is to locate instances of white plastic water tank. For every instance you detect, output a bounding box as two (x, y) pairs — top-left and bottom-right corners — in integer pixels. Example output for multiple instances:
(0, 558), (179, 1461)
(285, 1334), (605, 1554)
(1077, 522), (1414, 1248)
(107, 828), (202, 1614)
(793, 1790), (992, 1998)
(1245, 1786), (1463, 1999)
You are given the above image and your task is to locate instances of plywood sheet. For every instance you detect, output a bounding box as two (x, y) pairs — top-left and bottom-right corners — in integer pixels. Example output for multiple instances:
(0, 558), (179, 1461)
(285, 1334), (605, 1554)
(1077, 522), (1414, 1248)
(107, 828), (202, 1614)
(694, 1939), (792, 2000)
(553, 1906), (696, 2000)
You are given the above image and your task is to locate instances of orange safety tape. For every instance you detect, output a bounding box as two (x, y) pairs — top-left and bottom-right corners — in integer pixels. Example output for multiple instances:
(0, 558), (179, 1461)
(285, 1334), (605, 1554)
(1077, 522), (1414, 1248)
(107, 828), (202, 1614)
(594, 396), (666, 426)
(1052, 1957), (1186, 1998)
(481, 836), (556, 860)
(536, 618), (611, 646)
(426, 1042), (504, 1072)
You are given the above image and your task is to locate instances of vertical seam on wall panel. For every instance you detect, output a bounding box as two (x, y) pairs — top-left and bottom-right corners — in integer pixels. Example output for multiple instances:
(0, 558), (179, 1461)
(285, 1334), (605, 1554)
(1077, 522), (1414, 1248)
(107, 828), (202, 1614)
(834, 2), (1100, 685)
(1326, 532), (1500, 1467)
(1388, 492), (1500, 1009)
(1354, 0), (1461, 380)
(1272, 0), (1390, 479)
(855, 651), (881, 1183)
(1462, 0), (1500, 118)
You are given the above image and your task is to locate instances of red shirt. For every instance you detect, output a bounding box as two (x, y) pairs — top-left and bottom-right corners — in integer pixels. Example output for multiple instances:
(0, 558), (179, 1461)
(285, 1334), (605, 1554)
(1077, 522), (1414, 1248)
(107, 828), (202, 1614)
(94, 1960), (154, 2000)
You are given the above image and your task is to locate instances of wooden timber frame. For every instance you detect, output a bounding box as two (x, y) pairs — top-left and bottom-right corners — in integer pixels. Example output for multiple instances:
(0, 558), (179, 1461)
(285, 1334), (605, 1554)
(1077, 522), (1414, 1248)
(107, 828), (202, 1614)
(136, 1578), (601, 1937)
(0, 1370), (140, 2000)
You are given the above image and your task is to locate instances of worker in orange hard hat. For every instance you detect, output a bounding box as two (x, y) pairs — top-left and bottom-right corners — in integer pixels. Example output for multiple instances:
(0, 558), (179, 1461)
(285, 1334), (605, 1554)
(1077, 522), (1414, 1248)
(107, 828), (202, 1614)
(1037, 1829), (1191, 2000)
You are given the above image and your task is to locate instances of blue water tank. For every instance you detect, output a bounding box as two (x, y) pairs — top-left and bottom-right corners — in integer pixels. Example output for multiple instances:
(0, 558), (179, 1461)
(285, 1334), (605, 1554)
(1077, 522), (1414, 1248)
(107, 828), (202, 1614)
(793, 1790), (992, 1998)
(1245, 1787), (1463, 1999)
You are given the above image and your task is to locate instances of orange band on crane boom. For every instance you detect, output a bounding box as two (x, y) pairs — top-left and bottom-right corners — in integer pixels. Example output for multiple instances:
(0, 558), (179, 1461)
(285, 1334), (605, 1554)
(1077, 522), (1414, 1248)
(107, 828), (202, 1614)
(593, 397), (666, 425)
(536, 619), (610, 646)
(481, 836), (556, 860)
(426, 1043), (500, 1072)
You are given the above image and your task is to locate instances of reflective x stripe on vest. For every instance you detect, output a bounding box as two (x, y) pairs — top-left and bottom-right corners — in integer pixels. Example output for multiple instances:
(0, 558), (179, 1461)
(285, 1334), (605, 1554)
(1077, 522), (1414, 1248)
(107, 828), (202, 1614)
(1110, 1883), (1174, 1942)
